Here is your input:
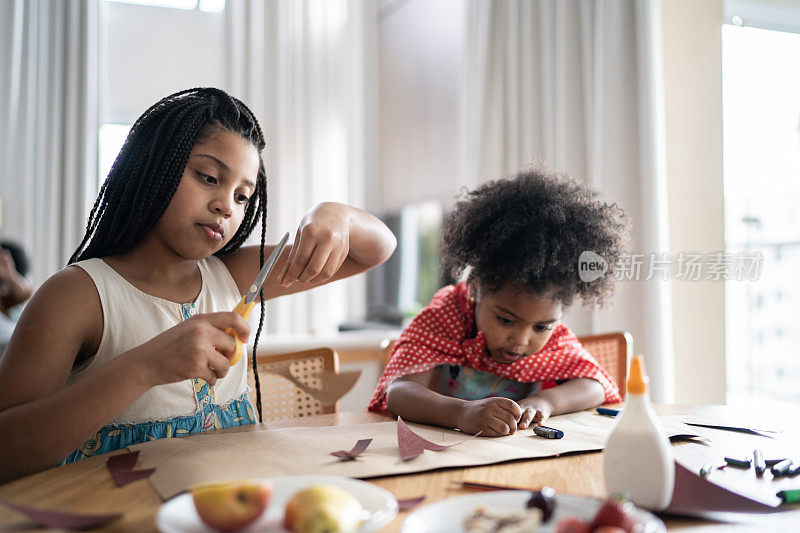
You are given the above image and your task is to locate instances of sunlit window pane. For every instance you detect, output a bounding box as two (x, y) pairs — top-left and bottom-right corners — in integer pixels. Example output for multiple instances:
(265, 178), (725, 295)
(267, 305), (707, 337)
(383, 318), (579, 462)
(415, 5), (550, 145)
(723, 24), (800, 406)
(99, 124), (132, 190)
(102, 0), (198, 9)
(198, 0), (224, 13)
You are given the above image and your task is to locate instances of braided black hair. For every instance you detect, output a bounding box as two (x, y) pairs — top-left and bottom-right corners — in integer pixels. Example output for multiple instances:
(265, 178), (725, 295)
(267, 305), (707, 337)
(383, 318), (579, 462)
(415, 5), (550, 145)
(70, 87), (270, 421)
(441, 166), (630, 308)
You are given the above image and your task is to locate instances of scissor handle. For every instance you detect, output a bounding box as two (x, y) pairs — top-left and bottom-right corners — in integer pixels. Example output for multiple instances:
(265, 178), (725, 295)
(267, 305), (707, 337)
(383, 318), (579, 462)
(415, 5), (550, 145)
(217, 296), (256, 366)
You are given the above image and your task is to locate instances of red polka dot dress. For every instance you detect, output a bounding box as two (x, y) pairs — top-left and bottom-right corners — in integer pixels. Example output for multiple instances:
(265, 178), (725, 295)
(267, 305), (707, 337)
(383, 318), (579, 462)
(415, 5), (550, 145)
(368, 283), (622, 413)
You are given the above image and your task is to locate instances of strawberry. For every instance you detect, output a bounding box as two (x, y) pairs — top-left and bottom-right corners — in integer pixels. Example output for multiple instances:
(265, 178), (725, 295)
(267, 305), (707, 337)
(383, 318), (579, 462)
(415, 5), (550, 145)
(589, 499), (636, 532)
(555, 517), (592, 533)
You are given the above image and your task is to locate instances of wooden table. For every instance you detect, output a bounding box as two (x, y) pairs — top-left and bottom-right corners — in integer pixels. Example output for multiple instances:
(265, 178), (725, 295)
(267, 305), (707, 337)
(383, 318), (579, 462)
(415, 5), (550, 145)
(1, 405), (799, 532)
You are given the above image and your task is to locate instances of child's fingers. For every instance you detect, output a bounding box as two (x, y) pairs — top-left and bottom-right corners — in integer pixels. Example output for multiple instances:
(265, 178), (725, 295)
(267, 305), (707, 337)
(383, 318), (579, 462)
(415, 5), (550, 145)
(276, 256), (291, 285)
(281, 242), (316, 287)
(208, 328), (238, 357)
(518, 407), (536, 429)
(308, 247), (346, 284)
(488, 416), (514, 436)
(493, 397), (524, 419)
(295, 245), (331, 283)
(284, 227), (302, 265)
(493, 409), (519, 435)
(202, 312), (251, 343)
(201, 367), (218, 386)
(207, 351), (231, 378)
(278, 229), (303, 286)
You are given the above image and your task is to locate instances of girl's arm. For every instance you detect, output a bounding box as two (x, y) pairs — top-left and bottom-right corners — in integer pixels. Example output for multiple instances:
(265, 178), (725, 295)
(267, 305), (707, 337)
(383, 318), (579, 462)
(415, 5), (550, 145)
(386, 371), (525, 437)
(0, 268), (250, 483)
(222, 202), (396, 299)
(517, 378), (606, 429)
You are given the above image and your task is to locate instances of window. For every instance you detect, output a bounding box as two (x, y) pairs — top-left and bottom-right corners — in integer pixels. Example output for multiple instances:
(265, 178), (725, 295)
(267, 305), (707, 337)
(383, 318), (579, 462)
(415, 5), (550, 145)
(98, 124), (131, 189)
(723, 7), (800, 406)
(366, 201), (445, 327)
(102, 0), (224, 13)
(98, 0), (226, 190)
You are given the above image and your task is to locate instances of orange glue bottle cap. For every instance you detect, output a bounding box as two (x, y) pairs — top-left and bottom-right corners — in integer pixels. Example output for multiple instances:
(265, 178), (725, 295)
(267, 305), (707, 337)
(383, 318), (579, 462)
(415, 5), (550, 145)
(627, 355), (649, 394)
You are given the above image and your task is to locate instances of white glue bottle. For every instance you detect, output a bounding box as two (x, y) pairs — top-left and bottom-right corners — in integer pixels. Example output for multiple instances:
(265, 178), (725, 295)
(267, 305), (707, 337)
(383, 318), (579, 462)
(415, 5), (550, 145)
(602, 355), (674, 510)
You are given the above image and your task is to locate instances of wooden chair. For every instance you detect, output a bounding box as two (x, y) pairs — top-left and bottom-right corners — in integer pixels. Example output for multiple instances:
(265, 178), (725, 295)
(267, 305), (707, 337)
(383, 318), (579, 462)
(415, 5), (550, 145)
(576, 331), (632, 399)
(380, 331), (632, 398)
(246, 347), (340, 423)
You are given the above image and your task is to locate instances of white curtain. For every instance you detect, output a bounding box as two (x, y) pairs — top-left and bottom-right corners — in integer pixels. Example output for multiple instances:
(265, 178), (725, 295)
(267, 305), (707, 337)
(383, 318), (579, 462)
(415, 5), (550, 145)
(225, 0), (374, 336)
(0, 0), (99, 286)
(463, 0), (675, 401)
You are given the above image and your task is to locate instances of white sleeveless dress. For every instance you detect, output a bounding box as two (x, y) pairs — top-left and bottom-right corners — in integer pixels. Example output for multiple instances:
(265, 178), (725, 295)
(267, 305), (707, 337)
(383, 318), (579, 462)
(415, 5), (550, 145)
(62, 256), (255, 463)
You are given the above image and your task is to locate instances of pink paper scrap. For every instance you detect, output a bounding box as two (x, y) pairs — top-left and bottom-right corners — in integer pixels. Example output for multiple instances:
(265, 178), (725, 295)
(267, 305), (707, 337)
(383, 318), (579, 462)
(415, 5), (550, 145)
(106, 450), (155, 487)
(1, 501), (122, 530)
(398, 496), (426, 511)
(397, 417), (471, 461)
(331, 438), (373, 461)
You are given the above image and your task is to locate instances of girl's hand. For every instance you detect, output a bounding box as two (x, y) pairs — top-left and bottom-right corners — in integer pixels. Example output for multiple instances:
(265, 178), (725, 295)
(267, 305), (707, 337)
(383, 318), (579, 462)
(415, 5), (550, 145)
(518, 397), (554, 429)
(280, 202), (351, 287)
(134, 312), (250, 387)
(457, 397), (524, 437)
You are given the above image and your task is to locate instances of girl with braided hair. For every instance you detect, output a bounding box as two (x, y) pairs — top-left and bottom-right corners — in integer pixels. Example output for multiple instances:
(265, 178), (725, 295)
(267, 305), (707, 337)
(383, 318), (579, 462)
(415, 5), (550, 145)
(369, 167), (628, 437)
(0, 88), (395, 481)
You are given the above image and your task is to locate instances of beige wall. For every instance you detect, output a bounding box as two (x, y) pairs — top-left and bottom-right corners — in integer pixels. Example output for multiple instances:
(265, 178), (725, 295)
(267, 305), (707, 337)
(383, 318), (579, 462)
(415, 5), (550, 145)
(662, 0), (726, 403)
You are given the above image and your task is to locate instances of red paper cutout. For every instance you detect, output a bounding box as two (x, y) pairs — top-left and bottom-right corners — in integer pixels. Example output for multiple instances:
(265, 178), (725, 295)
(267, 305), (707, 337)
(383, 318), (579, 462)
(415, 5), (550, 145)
(397, 417), (470, 461)
(106, 450), (139, 471)
(1, 501), (122, 529)
(398, 496), (426, 511)
(331, 438), (373, 461)
(106, 450), (155, 487)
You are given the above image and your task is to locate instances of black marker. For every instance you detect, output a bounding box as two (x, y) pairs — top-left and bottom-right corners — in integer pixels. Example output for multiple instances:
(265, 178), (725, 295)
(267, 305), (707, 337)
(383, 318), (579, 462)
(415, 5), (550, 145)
(533, 426), (564, 439)
(596, 407), (619, 417)
(754, 449), (766, 477)
(724, 456), (752, 469)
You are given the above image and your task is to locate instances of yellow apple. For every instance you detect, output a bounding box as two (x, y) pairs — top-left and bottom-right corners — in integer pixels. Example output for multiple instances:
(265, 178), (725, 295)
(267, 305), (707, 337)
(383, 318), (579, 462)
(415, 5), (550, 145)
(191, 480), (273, 532)
(283, 484), (364, 533)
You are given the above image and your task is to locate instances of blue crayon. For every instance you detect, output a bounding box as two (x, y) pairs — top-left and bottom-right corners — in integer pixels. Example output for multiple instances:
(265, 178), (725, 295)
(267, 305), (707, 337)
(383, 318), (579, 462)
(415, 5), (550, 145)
(533, 426), (564, 439)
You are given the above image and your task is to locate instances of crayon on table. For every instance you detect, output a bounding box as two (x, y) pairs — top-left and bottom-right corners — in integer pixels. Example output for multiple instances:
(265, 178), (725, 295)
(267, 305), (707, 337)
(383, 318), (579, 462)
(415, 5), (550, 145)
(724, 457), (752, 469)
(754, 449), (766, 477)
(766, 458), (787, 467)
(596, 407), (619, 417)
(533, 426), (564, 439)
(771, 459), (793, 478)
(777, 489), (800, 503)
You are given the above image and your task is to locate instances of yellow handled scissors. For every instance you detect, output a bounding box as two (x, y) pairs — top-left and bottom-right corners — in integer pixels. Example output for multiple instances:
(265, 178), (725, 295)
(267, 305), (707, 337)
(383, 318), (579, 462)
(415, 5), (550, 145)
(224, 232), (290, 365)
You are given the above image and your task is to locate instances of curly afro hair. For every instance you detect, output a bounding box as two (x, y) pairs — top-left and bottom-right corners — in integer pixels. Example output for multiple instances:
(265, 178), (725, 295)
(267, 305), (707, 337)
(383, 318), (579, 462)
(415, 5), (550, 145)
(440, 166), (630, 308)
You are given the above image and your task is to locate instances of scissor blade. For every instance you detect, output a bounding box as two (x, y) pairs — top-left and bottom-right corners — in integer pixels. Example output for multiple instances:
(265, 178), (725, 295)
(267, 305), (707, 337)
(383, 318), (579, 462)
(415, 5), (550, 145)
(245, 232), (290, 303)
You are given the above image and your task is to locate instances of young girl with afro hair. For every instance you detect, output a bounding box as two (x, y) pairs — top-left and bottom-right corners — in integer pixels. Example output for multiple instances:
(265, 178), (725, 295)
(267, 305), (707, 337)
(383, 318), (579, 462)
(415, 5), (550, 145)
(369, 167), (628, 436)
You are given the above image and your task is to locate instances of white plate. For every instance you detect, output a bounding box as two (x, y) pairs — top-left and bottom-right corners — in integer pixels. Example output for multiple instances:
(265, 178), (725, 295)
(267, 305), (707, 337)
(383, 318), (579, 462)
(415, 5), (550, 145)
(157, 475), (398, 533)
(402, 490), (665, 533)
